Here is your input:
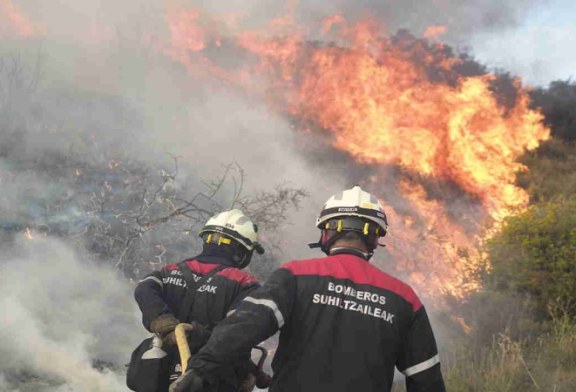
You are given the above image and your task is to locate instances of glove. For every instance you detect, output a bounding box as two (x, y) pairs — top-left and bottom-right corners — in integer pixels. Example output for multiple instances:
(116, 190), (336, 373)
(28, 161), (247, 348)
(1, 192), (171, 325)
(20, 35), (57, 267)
(150, 313), (179, 345)
(254, 369), (272, 389)
(169, 369), (204, 392)
(187, 321), (211, 352)
(162, 320), (211, 349)
(240, 373), (257, 392)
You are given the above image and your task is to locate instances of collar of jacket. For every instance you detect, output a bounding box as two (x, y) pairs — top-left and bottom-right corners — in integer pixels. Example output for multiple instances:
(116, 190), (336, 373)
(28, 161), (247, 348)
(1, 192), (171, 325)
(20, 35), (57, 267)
(329, 247), (371, 261)
(194, 243), (239, 267)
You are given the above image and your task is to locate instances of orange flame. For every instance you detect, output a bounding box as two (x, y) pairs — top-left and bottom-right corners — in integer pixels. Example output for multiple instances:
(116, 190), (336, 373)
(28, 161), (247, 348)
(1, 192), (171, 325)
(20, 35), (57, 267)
(164, 9), (549, 300)
(166, 9), (207, 53)
(452, 316), (473, 334)
(0, 0), (36, 37)
(424, 25), (448, 40)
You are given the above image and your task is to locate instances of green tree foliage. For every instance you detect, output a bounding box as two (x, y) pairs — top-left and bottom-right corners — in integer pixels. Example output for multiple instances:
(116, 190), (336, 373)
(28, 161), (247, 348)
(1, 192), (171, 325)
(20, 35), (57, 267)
(517, 139), (576, 203)
(486, 198), (576, 317)
(517, 81), (576, 203)
(530, 80), (576, 142)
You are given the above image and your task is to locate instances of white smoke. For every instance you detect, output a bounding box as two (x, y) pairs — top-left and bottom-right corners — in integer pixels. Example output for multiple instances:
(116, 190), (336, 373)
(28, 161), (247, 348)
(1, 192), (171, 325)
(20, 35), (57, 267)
(0, 235), (143, 391)
(13, 0), (539, 41)
(0, 0), (350, 264)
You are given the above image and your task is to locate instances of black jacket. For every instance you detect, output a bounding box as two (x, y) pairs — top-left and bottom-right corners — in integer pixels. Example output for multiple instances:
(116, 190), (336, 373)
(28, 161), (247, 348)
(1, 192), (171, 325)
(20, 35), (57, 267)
(134, 245), (260, 389)
(135, 245), (260, 330)
(189, 252), (446, 392)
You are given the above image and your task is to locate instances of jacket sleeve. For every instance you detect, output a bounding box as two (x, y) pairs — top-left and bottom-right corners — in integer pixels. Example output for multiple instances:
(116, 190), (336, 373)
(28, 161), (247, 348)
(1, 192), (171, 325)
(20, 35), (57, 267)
(189, 267), (296, 379)
(227, 278), (261, 314)
(134, 270), (172, 330)
(397, 306), (446, 392)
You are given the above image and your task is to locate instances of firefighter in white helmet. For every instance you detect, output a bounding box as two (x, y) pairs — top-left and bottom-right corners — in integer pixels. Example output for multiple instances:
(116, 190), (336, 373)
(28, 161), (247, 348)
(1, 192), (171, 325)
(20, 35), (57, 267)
(132, 209), (267, 392)
(171, 187), (446, 392)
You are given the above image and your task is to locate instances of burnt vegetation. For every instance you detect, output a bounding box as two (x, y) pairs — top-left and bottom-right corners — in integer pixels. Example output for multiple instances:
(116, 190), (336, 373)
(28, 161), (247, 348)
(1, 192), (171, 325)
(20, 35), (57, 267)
(0, 53), (306, 280)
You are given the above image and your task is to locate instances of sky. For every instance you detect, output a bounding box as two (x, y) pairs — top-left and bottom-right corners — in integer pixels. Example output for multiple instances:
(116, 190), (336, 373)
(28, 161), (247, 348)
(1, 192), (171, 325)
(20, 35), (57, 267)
(469, 0), (576, 86)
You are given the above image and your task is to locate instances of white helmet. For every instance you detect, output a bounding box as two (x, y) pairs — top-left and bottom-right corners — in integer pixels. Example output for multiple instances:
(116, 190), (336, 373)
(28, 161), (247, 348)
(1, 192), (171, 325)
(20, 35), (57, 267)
(199, 209), (264, 254)
(310, 186), (388, 258)
(316, 186), (388, 234)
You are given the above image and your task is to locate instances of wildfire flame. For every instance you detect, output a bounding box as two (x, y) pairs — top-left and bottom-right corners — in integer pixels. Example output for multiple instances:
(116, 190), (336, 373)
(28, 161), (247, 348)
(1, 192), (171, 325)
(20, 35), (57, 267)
(164, 9), (549, 300)
(0, 0), (36, 37)
(452, 316), (473, 334)
(0, 3), (550, 301)
(423, 25), (448, 40)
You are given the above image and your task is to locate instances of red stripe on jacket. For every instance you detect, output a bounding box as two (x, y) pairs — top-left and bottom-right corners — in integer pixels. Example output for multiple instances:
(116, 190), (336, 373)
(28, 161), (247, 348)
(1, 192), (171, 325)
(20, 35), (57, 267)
(166, 260), (258, 286)
(282, 254), (422, 311)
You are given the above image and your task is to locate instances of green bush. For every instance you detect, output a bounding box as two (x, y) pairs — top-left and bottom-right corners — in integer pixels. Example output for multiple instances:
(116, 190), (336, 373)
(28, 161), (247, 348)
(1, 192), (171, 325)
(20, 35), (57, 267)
(517, 139), (576, 203)
(486, 198), (576, 317)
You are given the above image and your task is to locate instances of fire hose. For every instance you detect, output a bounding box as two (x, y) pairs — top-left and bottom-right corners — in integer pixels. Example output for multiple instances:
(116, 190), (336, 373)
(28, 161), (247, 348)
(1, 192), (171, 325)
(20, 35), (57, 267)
(174, 323), (272, 390)
(175, 323), (194, 373)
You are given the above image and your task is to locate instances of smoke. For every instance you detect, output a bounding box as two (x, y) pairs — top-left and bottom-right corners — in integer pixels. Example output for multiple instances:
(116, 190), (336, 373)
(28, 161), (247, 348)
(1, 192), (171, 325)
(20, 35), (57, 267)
(19, 0), (537, 41)
(0, 0), (547, 289)
(0, 235), (142, 391)
(0, 0), (552, 286)
(0, 17), (330, 392)
(301, 0), (536, 40)
(0, 0), (350, 267)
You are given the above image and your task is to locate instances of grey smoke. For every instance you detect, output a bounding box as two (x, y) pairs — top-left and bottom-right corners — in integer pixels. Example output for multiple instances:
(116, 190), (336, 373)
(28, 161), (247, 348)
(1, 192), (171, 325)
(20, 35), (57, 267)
(0, 8), (330, 387)
(0, 0), (540, 288)
(10, 0), (540, 54)
(0, 235), (143, 391)
(301, 0), (536, 41)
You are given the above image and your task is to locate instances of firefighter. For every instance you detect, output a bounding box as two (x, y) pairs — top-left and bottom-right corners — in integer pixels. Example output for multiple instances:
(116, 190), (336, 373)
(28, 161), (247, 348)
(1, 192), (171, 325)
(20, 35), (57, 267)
(170, 186), (446, 392)
(134, 209), (264, 392)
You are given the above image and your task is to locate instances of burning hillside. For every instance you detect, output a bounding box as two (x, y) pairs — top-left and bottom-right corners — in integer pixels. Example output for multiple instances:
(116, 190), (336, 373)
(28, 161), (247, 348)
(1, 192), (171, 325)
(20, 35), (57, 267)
(164, 9), (549, 298)
(0, 1), (568, 390)
(0, 1), (550, 300)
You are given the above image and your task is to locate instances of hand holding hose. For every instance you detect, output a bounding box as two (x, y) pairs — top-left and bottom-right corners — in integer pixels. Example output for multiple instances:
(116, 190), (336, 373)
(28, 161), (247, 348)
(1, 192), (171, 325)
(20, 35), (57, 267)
(169, 368), (204, 392)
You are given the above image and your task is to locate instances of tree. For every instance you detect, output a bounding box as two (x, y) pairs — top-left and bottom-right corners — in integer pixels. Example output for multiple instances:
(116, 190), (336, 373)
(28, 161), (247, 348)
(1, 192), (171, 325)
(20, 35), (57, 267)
(530, 80), (576, 142)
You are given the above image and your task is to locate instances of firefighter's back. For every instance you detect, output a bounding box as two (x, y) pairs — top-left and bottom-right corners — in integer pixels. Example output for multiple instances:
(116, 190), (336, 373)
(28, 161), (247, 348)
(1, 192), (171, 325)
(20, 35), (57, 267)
(270, 253), (423, 392)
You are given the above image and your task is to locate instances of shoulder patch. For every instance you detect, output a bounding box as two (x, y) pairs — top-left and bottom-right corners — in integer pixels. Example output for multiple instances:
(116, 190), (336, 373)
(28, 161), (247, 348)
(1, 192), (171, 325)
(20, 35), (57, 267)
(165, 259), (218, 274)
(184, 259), (220, 274)
(217, 268), (259, 286)
(172, 259), (258, 285)
(282, 255), (422, 312)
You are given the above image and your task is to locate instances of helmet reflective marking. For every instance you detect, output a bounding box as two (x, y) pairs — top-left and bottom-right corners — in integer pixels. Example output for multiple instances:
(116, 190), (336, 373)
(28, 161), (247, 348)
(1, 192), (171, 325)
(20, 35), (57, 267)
(316, 186), (388, 236)
(235, 216), (249, 225)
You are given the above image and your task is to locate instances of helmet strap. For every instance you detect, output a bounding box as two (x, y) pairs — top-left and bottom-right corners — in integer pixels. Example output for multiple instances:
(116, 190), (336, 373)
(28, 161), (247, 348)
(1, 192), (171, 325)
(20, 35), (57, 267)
(233, 248), (254, 269)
